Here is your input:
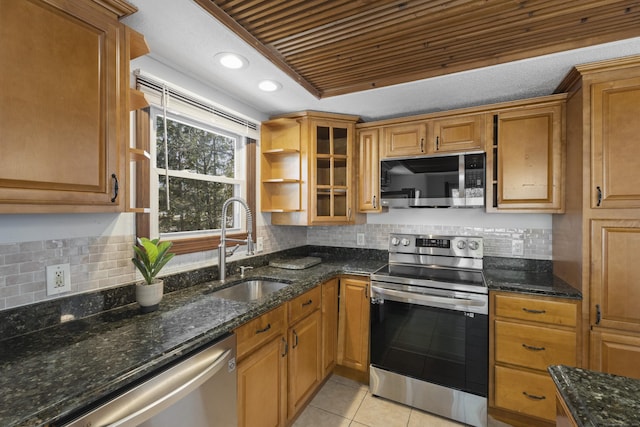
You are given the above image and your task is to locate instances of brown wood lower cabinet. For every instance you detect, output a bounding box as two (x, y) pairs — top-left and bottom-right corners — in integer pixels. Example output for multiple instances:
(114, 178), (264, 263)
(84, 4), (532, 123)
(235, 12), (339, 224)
(288, 310), (322, 417)
(236, 305), (287, 427)
(287, 286), (322, 418)
(336, 276), (370, 382)
(236, 281), (337, 426)
(321, 278), (339, 376)
(237, 335), (287, 427)
(590, 328), (640, 379)
(490, 291), (579, 427)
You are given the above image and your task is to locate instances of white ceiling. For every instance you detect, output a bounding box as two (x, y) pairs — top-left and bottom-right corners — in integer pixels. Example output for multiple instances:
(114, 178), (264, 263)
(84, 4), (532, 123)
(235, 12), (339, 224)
(122, 0), (640, 122)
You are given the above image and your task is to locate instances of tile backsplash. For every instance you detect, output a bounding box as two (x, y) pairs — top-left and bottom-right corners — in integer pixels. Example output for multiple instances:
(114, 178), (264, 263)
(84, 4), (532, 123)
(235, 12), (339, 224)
(0, 222), (549, 311)
(0, 236), (136, 310)
(306, 223), (552, 259)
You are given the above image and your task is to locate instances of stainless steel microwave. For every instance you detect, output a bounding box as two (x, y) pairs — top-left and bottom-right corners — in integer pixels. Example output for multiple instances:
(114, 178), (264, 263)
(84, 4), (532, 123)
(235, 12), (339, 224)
(380, 153), (485, 208)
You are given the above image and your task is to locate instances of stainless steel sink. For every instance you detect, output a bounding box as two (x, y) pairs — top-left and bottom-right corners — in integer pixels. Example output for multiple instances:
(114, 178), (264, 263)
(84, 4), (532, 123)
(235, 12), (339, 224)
(210, 280), (289, 302)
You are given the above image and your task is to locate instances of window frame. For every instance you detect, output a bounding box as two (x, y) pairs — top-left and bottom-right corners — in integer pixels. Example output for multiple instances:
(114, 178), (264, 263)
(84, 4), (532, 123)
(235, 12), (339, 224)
(134, 93), (257, 256)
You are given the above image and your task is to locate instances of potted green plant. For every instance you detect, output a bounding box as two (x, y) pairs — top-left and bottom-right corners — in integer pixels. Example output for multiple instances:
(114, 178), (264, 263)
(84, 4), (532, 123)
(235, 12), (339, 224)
(132, 237), (175, 312)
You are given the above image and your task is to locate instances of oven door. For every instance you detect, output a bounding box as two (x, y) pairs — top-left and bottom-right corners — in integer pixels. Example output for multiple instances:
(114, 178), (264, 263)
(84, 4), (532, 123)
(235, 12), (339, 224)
(370, 281), (488, 397)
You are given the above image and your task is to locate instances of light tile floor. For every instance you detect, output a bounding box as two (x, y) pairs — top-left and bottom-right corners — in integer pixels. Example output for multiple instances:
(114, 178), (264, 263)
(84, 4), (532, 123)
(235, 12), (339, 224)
(292, 374), (467, 427)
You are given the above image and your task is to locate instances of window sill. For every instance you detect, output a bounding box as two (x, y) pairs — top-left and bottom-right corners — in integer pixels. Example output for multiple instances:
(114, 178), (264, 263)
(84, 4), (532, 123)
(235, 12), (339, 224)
(168, 232), (249, 255)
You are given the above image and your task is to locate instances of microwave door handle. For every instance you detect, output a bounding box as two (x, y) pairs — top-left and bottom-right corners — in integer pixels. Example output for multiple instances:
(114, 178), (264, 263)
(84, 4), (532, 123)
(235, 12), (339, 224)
(371, 285), (483, 308)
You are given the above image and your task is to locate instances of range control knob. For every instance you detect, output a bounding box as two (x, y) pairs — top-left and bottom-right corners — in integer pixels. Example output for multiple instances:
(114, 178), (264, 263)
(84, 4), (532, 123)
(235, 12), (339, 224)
(456, 240), (467, 250)
(468, 240), (480, 251)
(390, 237), (400, 246)
(401, 238), (411, 246)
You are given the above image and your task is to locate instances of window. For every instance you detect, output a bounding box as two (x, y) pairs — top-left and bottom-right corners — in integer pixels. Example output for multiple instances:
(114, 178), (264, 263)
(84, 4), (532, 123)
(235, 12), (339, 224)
(135, 74), (259, 254)
(153, 110), (242, 236)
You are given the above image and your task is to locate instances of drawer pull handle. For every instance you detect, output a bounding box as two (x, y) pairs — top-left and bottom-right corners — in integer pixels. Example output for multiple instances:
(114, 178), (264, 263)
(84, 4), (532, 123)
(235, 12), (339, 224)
(523, 391), (546, 401)
(256, 323), (271, 334)
(522, 308), (546, 314)
(302, 299), (313, 307)
(522, 343), (546, 351)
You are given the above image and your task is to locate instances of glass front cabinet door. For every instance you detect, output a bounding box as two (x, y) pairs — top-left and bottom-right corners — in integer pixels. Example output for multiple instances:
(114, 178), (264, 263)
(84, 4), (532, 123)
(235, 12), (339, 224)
(311, 120), (354, 224)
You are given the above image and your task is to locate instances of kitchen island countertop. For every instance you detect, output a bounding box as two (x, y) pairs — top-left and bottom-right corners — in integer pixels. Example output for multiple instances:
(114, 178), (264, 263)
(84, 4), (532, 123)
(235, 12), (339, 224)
(549, 364), (640, 427)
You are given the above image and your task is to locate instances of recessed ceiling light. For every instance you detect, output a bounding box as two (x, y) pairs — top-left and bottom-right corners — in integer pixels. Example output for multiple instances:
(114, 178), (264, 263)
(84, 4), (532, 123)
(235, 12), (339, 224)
(258, 80), (282, 92)
(215, 52), (248, 69)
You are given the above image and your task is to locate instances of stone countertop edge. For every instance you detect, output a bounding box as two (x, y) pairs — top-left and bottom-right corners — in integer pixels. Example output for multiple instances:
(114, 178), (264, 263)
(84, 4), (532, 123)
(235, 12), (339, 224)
(0, 255), (578, 427)
(548, 365), (640, 427)
(483, 268), (582, 299)
(0, 261), (382, 427)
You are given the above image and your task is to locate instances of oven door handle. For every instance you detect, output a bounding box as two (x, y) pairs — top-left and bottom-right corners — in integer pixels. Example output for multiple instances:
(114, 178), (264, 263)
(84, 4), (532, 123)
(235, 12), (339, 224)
(371, 284), (485, 309)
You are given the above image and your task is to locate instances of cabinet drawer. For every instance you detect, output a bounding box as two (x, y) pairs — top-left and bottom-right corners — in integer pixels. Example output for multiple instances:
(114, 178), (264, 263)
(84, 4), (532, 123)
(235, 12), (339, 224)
(236, 305), (287, 360)
(495, 320), (576, 370)
(494, 293), (577, 326)
(289, 286), (321, 325)
(494, 365), (556, 422)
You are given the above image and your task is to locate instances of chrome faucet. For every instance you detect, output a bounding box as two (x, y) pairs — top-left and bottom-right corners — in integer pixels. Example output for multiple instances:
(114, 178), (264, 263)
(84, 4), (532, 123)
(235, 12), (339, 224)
(218, 197), (254, 281)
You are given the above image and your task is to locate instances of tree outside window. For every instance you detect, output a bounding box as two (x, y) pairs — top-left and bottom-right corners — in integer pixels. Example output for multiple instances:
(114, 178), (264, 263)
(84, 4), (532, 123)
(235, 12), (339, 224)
(155, 116), (241, 236)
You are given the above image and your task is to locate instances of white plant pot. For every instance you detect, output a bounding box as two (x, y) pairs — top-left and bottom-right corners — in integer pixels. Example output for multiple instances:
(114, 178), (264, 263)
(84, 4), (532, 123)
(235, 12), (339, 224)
(136, 280), (164, 313)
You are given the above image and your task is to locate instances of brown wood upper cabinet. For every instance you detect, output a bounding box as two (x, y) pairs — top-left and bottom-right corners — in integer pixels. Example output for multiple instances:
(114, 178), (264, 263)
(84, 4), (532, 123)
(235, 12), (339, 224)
(380, 114), (484, 159)
(381, 123), (426, 158)
(591, 76), (640, 209)
(357, 129), (381, 213)
(486, 96), (566, 213)
(429, 114), (484, 153)
(0, 0), (140, 213)
(262, 111), (361, 226)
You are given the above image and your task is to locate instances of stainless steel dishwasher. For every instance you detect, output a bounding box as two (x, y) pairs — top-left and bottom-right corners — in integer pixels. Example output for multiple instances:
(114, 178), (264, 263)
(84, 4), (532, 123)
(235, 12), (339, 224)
(62, 333), (237, 427)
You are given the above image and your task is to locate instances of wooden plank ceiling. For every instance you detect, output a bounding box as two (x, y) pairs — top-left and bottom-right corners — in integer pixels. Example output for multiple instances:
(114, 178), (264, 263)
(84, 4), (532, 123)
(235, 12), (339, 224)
(194, 0), (640, 98)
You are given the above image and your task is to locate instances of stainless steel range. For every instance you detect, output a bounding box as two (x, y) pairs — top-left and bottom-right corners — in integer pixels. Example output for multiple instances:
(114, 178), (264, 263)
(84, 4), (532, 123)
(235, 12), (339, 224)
(370, 233), (488, 427)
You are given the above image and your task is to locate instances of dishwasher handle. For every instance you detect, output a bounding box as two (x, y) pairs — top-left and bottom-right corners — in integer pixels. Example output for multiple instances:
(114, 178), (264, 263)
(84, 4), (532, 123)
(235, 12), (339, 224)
(63, 335), (235, 427)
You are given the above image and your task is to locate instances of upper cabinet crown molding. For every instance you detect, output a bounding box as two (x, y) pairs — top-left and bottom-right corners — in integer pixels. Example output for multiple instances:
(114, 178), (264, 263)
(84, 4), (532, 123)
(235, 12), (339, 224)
(91, 0), (138, 19)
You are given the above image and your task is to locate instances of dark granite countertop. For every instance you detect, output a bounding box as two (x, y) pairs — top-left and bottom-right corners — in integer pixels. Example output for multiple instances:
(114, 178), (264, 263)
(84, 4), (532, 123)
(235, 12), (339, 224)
(0, 246), (580, 427)
(549, 365), (640, 426)
(484, 268), (582, 299)
(483, 256), (581, 299)
(0, 258), (384, 427)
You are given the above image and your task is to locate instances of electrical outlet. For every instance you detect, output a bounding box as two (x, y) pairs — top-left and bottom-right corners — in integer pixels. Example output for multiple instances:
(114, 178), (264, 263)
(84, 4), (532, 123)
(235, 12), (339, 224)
(511, 240), (524, 256)
(256, 236), (264, 253)
(46, 264), (71, 295)
(356, 233), (365, 246)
